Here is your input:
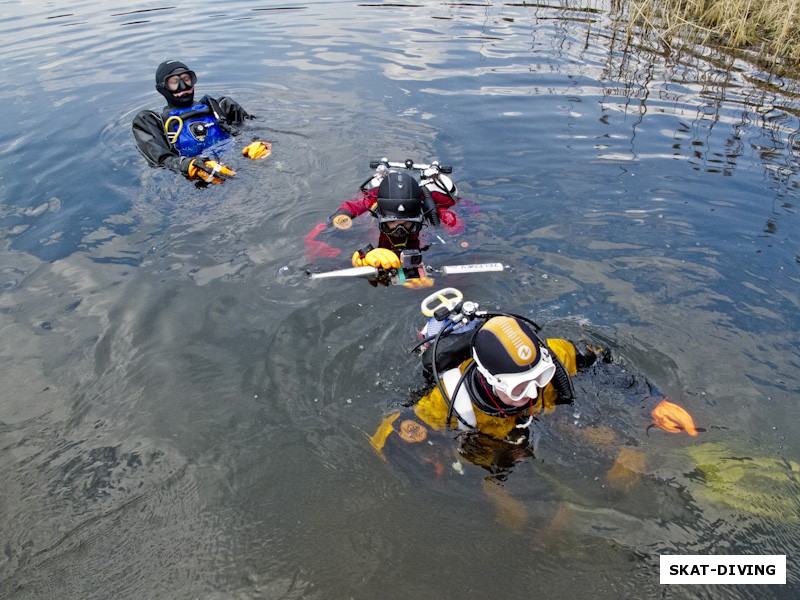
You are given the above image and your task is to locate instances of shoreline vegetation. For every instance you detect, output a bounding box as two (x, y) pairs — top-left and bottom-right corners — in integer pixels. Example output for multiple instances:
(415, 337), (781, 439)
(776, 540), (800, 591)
(617, 0), (800, 75)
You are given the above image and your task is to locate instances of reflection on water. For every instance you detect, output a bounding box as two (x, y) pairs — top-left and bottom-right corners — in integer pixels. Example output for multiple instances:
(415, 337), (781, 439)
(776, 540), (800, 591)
(0, 0), (799, 598)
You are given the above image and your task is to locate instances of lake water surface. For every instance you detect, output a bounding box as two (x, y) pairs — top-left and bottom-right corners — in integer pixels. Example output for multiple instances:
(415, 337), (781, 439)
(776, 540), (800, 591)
(0, 1), (798, 598)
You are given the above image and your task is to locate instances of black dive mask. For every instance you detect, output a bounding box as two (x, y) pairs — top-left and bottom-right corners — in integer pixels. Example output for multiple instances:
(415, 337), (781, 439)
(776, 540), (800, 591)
(379, 219), (423, 240)
(163, 70), (196, 92)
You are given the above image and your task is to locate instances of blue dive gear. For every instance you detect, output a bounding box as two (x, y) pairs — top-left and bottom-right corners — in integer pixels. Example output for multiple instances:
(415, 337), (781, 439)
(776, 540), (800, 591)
(164, 102), (231, 158)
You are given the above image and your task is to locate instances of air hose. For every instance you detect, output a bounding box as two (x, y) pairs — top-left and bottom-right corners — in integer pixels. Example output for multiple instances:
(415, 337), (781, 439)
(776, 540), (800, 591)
(421, 187), (441, 227)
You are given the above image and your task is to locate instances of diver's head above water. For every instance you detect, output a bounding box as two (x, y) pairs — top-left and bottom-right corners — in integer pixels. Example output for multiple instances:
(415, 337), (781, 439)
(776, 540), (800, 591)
(155, 60), (197, 109)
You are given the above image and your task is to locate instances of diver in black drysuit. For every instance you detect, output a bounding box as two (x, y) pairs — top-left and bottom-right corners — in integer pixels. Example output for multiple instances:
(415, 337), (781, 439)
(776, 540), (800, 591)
(132, 60), (268, 182)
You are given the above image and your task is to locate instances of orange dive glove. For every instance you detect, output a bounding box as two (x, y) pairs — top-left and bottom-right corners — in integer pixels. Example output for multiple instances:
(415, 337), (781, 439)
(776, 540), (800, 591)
(651, 399), (698, 436)
(187, 157), (236, 184)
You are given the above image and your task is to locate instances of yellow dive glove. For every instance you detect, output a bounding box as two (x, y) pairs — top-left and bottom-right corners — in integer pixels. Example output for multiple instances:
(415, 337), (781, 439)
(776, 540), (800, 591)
(351, 247), (401, 269)
(242, 141), (272, 159)
(402, 276), (435, 289)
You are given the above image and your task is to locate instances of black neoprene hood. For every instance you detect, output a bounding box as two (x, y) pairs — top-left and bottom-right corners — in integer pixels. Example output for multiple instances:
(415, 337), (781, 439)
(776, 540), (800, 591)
(377, 172), (424, 220)
(472, 318), (543, 375)
(155, 60), (190, 85)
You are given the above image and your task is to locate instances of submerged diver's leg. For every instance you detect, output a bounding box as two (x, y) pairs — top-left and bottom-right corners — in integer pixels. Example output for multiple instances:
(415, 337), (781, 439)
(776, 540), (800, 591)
(482, 477), (530, 530)
(606, 446), (646, 492)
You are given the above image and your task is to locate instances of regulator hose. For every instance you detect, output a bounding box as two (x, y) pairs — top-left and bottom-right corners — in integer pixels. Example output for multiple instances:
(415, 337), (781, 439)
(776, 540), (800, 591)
(549, 353), (574, 403)
(421, 187), (441, 227)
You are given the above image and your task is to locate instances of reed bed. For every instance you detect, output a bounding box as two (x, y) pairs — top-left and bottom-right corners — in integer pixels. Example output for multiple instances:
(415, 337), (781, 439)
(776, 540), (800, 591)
(619, 0), (800, 73)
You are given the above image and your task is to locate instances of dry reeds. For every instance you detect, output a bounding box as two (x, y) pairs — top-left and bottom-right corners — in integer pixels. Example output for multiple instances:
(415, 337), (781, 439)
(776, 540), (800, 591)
(620, 0), (800, 72)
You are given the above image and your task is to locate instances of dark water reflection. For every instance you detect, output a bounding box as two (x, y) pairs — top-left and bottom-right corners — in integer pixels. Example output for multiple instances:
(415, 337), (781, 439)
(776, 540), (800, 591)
(0, 1), (798, 598)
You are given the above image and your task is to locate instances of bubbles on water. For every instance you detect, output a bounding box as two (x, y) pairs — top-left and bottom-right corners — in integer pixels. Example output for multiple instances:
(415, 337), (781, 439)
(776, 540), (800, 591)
(277, 265), (291, 283)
